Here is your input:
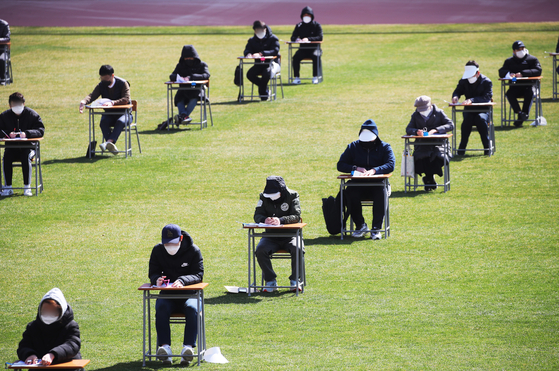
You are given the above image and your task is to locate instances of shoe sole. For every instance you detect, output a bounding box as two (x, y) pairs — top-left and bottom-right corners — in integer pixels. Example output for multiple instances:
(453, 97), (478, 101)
(156, 348), (171, 363)
(181, 349), (194, 363)
(105, 143), (118, 154)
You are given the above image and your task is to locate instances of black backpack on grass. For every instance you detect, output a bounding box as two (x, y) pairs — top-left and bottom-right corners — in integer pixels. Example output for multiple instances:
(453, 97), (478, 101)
(322, 191), (348, 235)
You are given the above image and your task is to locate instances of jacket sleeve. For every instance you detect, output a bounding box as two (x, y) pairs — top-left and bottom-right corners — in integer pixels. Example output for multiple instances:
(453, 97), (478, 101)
(190, 62), (210, 81)
(290, 24), (301, 41)
(17, 322), (37, 361)
(279, 193), (301, 224)
(148, 248), (163, 285)
(498, 59), (511, 78)
(112, 81), (130, 106)
(337, 145), (355, 173)
(452, 79), (465, 99)
(178, 248), (204, 285)
(521, 56), (542, 77)
(307, 23), (323, 41)
(372, 143), (395, 174)
(243, 39), (254, 56)
(49, 322), (81, 363)
(406, 114), (420, 135)
(81, 84), (101, 105)
(24, 112), (45, 138)
(435, 111), (454, 133)
(556, 37), (559, 53)
(169, 63), (180, 81)
(470, 79), (492, 103)
(262, 36), (280, 57)
(254, 195), (268, 223)
(0, 22), (10, 43)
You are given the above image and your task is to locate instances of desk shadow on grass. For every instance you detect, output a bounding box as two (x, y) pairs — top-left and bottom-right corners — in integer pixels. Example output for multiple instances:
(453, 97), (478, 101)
(42, 155), (114, 165)
(91, 361), (180, 370)
(205, 292), (263, 305)
(139, 128), (199, 135)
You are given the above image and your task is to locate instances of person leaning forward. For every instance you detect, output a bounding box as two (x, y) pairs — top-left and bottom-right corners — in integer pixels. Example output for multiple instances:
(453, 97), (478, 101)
(290, 6), (323, 84)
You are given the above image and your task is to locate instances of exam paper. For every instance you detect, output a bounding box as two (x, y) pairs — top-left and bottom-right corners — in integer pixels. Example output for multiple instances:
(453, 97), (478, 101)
(176, 74), (189, 83)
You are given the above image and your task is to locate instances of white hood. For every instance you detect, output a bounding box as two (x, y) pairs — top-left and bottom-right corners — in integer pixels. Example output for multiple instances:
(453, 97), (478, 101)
(40, 287), (68, 319)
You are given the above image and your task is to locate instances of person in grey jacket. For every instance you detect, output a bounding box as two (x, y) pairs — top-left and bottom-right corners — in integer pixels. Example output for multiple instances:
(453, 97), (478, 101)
(405, 96), (454, 191)
(254, 176), (303, 292)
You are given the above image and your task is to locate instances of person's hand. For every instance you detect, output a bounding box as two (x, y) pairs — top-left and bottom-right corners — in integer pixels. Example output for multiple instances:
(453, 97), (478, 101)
(363, 169), (377, 176)
(9, 132), (17, 138)
(265, 217), (280, 225)
(102, 101), (114, 107)
(19, 132), (26, 138)
(295, 38), (301, 42)
(41, 353), (54, 366)
(156, 276), (166, 287)
(510, 73), (517, 78)
(302, 38), (309, 42)
(452, 96), (459, 104)
(428, 129), (437, 135)
(355, 167), (367, 173)
(246, 53), (252, 58)
(79, 102), (85, 114)
(463, 99), (472, 105)
(416, 130), (424, 136)
(516, 72), (522, 77)
(172, 280), (184, 288)
(185, 76), (190, 82)
(25, 355), (38, 365)
(252, 52), (261, 58)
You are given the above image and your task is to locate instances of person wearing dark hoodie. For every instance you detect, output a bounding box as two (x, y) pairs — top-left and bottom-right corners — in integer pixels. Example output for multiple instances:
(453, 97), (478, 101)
(452, 60), (492, 155)
(79, 64), (131, 154)
(498, 40), (542, 127)
(17, 288), (81, 369)
(337, 120), (395, 240)
(290, 6), (323, 84)
(0, 19), (10, 84)
(244, 20), (280, 101)
(149, 224), (204, 366)
(0, 92), (45, 197)
(254, 175), (303, 292)
(405, 96), (454, 191)
(169, 45), (210, 125)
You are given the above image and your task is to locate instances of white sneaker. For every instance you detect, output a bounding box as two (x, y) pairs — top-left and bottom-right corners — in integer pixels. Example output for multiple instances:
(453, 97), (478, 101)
(293, 77), (301, 84)
(105, 142), (118, 155)
(262, 280), (277, 292)
(352, 223), (368, 238)
(1, 186), (13, 197)
(371, 232), (382, 240)
(23, 185), (33, 197)
(312, 76), (319, 84)
(290, 280), (302, 292)
(156, 345), (172, 364)
(180, 345), (194, 365)
(99, 142), (107, 152)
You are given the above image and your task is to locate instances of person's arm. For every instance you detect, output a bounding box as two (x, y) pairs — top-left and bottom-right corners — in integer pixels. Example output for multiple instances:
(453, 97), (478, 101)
(243, 39), (254, 57)
(337, 145), (355, 173)
(261, 36), (280, 56)
(278, 193), (301, 224)
(169, 63), (180, 82)
(24, 112), (45, 138)
(307, 23), (323, 41)
(81, 84), (101, 106)
(434, 111), (454, 133)
(290, 24), (300, 42)
(556, 37), (559, 53)
(470, 79), (492, 103)
(190, 62), (210, 81)
(451, 79), (465, 102)
(177, 248), (204, 285)
(406, 114), (421, 136)
(48, 321), (81, 363)
(372, 143), (396, 174)
(111, 81), (130, 106)
(17, 323), (38, 362)
(254, 195), (268, 223)
(0, 21), (10, 42)
(521, 56), (542, 77)
(498, 59), (511, 78)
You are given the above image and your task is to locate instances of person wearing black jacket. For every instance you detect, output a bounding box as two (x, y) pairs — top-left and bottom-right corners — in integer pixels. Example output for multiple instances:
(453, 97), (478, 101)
(337, 120), (395, 240)
(498, 40), (542, 127)
(254, 176), (303, 292)
(0, 19), (10, 84)
(169, 45), (210, 125)
(452, 60), (493, 155)
(17, 288), (81, 369)
(290, 6), (323, 84)
(244, 20), (280, 101)
(0, 92), (45, 197)
(149, 224), (204, 365)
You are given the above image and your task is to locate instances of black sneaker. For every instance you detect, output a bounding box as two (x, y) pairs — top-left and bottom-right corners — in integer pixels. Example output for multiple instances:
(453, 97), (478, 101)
(514, 112), (528, 127)
(180, 114), (192, 124)
(422, 176), (437, 191)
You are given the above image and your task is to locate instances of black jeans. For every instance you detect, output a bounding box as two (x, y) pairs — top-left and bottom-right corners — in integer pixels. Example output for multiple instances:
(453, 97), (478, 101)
(292, 48), (319, 77)
(247, 64), (271, 98)
(506, 85), (534, 115)
(3, 147), (34, 186)
(459, 111), (490, 153)
(255, 236), (304, 282)
(345, 180), (386, 230)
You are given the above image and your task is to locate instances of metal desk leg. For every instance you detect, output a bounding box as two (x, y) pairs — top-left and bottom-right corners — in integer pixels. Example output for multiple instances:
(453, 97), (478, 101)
(142, 290), (147, 367)
(248, 229), (252, 296)
(501, 81), (506, 128)
(340, 179), (345, 240)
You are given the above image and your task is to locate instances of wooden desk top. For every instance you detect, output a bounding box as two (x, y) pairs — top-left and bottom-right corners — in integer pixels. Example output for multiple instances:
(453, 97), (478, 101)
(85, 104), (132, 110)
(165, 80), (208, 85)
(0, 41), (10, 46)
(138, 282), (209, 291)
(285, 41), (323, 44)
(0, 137), (43, 142)
(8, 359), (90, 369)
(448, 102), (495, 107)
(243, 222), (307, 229)
(238, 56), (277, 60)
(548, 52), (559, 56)
(337, 173), (392, 180)
(499, 76), (542, 81)
(402, 134), (453, 139)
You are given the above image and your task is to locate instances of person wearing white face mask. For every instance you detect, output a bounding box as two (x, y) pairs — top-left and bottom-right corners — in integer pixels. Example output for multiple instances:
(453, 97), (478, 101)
(254, 176), (303, 292)
(498, 40), (542, 127)
(17, 288), (82, 367)
(290, 6), (323, 84)
(149, 224), (204, 365)
(452, 60), (493, 155)
(405, 96), (454, 191)
(0, 92), (45, 197)
(244, 20), (280, 101)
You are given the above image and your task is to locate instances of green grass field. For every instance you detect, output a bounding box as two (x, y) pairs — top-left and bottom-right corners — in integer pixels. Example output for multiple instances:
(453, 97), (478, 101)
(1, 22), (558, 370)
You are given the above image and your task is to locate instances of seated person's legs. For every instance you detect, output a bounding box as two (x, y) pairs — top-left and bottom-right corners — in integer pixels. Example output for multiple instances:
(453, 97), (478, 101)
(458, 112), (474, 154)
(2, 148), (18, 186)
(182, 298), (199, 348)
(282, 237), (304, 282)
(415, 157), (443, 191)
(255, 237), (283, 283)
(521, 85), (535, 116)
(505, 86), (522, 114)
(345, 183), (367, 231)
(474, 112), (490, 153)
(247, 64), (271, 99)
(155, 298), (178, 347)
(367, 186), (386, 231)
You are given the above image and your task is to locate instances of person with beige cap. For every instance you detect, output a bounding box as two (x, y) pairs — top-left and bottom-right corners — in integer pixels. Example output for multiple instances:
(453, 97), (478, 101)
(405, 96), (454, 191)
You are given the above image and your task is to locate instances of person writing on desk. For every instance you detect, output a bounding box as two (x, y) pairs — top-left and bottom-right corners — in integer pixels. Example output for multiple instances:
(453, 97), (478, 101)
(290, 6), (323, 85)
(149, 224), (204, 366)
(451, 61), (493, 155)
(17, 288), (82, 368)
(254, 175), (303, 292)
(169, 45), (210, 126)
(0, 92), (45, 197)
(498, 40), (542, 127)
(79, 64), (131, 154)
(405, 96), (454, 191)
(337, 120), (395, 240)
(244, 20), (280, 101)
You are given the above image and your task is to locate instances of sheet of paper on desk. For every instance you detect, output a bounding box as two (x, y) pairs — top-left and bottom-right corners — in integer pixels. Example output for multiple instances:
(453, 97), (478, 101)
(90, 98), (112, 107)
(503, 72), (512, 80)
(176, 75), (189, 83)
(10, 360), (41, 367)
(243, 222), (282, 227)
(224, 286), (257, 294)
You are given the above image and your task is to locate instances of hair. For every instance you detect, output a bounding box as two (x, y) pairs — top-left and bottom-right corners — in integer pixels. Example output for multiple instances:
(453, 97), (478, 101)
(252, 20), (266, 30)
(465, 60), (479, 68)
(41, 299), (62, 316)
(99, 64), (114, 76)
(8, 92), (25, 104)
